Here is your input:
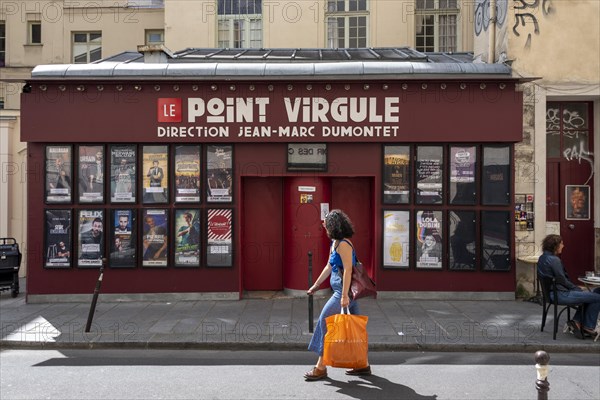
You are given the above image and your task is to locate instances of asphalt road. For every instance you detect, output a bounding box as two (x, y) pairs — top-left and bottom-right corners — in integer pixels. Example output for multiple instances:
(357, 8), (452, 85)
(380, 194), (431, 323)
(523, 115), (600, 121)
(1, 350), (599, 399)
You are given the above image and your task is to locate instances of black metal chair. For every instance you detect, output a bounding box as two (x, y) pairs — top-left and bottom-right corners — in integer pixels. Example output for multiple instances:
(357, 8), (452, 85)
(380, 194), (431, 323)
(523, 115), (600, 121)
(538, 274), (585, 340)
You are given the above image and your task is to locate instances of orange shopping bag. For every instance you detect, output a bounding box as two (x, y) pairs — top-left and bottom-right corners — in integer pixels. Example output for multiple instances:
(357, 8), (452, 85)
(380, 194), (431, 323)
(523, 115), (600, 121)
(322, 308), (368, 369)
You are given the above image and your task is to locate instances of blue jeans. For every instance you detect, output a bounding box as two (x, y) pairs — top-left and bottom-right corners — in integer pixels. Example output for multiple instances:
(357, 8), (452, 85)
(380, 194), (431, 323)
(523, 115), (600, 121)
(551, 288), (600, 330)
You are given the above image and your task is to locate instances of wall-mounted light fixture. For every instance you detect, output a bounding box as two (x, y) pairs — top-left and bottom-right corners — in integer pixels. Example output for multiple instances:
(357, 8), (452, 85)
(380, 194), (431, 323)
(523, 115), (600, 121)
(116, 85), (124, 91)
(22, 83), (32, 93)
(267, 85), (274, 91)
(460, 83), (467, 90)
(325, 84), (332, 91)
(58, 85), (66, 92)
(499, 83), (506, 90)
(401, 83), (408, 90)
(173, 85), (180, 92)
(363, 84), (370, 90)
(96, 85), (104, 92)
(39, 84), (47, 91)
(153, 85), (160, 91)
(229, 85), (236, 91)
(287, 84), (293, 91)
(192, 85), (199, 91)
(211, 84), (218, 91)
(133, 85), (142, 91)
(249, 85), (255, 91)
(306, 84), (312, 91)
(76, 85), (85, 92)
(480, 83), (486, 90)
(382, 84), (389, 90)
(421, 83), (427, 90)
(345, 84), (351, 91)
(440, 83), (447, 90)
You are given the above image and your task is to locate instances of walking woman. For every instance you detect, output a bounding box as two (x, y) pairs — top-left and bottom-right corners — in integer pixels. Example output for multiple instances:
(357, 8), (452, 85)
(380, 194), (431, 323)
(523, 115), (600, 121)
(304, 209), (371, 381)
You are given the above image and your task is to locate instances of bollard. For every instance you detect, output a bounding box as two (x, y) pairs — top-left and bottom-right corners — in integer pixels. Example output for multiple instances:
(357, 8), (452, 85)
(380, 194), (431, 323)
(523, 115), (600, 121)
(308, 251), (314, 333)
(535, 350), (550, 400)
(85, 258), (106, 333)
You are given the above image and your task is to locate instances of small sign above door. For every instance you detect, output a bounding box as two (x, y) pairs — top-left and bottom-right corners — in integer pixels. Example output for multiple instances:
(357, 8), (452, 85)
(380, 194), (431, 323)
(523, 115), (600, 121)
(287, 143), (327, 171)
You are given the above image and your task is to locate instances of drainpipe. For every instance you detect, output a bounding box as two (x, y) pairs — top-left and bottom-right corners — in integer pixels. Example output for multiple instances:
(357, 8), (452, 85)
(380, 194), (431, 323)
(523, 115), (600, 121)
(488, 0), (497, 63)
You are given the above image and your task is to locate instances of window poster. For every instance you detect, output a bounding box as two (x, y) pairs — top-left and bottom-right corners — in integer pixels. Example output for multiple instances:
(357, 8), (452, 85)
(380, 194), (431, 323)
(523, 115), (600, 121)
(45, 145), (73, 204)
(110, 145), (136, 203)
(206, 209), (233, 267)
(78, 145), (104, 203)
(416, 210), (443, 269)
(143, 145), (169, 204)
(449, 146), (476, 205)
(416, 146), (443, 204)
(77, 209), (104, 267)
(449, 211), (476, 270)
(175, 145), (201, 203)
(110, 209), (136, 268)
(44, 209), (72, 268)
(142, 209), (168, 267)
(383, 210), (410, 268)
(383, 146), (410, 204)
(174, 209), (201, 267)
(206, 145), (233, 203)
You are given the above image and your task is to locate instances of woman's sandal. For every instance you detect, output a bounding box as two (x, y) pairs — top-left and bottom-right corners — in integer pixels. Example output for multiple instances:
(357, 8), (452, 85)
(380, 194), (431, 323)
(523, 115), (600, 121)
(304, 367), (328, 381)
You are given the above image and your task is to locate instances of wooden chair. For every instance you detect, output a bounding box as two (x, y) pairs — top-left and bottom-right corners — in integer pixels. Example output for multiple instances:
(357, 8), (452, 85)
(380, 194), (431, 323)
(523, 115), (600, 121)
(538, 274), (584, 340)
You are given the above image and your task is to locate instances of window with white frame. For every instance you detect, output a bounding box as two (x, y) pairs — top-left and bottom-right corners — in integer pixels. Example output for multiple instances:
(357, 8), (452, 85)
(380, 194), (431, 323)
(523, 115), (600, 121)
(217, 0), (262, 48)
(145, 29), (164, 45)
(326, 0), (368, 48)
(28, 21), (42, 44)
(72, 32), (102, 63)
(415, 0), (458, 52)
(0, 22), (5, 67)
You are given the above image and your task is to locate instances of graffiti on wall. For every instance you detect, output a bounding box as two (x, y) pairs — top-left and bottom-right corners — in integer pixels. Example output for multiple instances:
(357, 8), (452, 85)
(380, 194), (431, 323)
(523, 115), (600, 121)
(475, 0), (508, 36)
(513, 0), (554, 48)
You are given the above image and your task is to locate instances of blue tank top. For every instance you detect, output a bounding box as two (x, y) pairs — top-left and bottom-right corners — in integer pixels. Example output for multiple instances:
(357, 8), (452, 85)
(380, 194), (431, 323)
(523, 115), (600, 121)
(328, 240), (356, 298)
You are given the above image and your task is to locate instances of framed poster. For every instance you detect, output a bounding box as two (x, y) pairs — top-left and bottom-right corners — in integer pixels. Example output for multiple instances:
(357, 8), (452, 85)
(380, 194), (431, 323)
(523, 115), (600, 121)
(482, 146), (511, 205)
(449, 211), (476, 270)
(143, 145), (169, 204)
(206, 209), (233, 267)
(174, 145), (201, 203)
(416, 146), (443, 204)
(44, 209), (72, 268)
(206, 145), (233, 203)
(77, 209), (104, 268)
(383, 146), (410, 204)
(382, 210), (410, 268)
(449, 146), (476, 205)
(142, 209), (168, 267)
(110, 145), (136, 203)
(110, 209), (137, 268)
(416, 210), (443, 269)
(565, 185), (590, 220)
(174, 209), (201, 267)
(45, 145), (73, 204)
(482, 211), (511, 271)
(78, 145), (105, 203)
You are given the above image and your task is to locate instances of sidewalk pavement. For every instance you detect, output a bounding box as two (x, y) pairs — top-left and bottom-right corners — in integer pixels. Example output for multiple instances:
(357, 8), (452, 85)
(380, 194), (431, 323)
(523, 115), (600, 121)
(1, 286), (598, 353)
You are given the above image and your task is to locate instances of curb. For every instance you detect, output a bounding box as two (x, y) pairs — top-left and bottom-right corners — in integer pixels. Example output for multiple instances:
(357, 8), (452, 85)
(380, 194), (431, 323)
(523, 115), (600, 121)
(2, 340), (597, 353)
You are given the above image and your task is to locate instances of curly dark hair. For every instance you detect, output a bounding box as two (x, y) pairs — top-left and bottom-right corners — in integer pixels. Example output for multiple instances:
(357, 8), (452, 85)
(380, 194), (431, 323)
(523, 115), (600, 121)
(324, 209), (355, 240)
(541, 234), (562, 253)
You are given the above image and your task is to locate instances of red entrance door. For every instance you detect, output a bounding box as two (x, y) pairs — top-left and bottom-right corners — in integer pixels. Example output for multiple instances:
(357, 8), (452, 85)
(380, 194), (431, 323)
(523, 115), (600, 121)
(546, 102), (594, 276)
(242, 177), (283, 291)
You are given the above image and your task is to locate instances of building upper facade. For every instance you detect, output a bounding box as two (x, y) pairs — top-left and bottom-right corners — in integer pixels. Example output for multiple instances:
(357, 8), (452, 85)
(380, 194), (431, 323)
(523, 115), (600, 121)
(473, 0), (599, 83)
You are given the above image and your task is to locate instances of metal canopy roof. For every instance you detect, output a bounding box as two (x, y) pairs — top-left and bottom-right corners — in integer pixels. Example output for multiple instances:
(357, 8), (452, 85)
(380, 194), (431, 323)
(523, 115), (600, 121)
(30, 47), (513, 80)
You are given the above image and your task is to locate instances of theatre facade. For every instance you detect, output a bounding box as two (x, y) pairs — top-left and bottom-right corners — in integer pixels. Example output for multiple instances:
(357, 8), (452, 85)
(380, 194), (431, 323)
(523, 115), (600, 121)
(21, 48), (524, 302)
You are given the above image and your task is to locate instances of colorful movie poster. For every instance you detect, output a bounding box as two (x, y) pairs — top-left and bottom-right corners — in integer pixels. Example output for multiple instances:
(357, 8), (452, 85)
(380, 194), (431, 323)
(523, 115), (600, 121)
(206, 209), (232, 267)
(175, 145), (201, 203)
(416, 146), (443, 204)
(174, 209), (201, 267)
(383, 146), (410, 204)
(77, 209), (104, 267)
(45, 145), (72, 203)
(143, 145), (169, 204)
(416, 210), (443, 269)
(44, 209), (72, 268)
(78, 145), (104, 203)
(206, 145), (233, 203)
(142, 209), (168, 267)
(383, 210), (410, 268)
(110, 145), (136, 203)
(110, 209), (136, 268)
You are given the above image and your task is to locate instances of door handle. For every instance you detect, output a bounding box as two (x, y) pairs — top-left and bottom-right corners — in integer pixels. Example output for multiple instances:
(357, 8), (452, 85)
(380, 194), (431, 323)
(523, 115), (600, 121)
(568, 224), (575, 230)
